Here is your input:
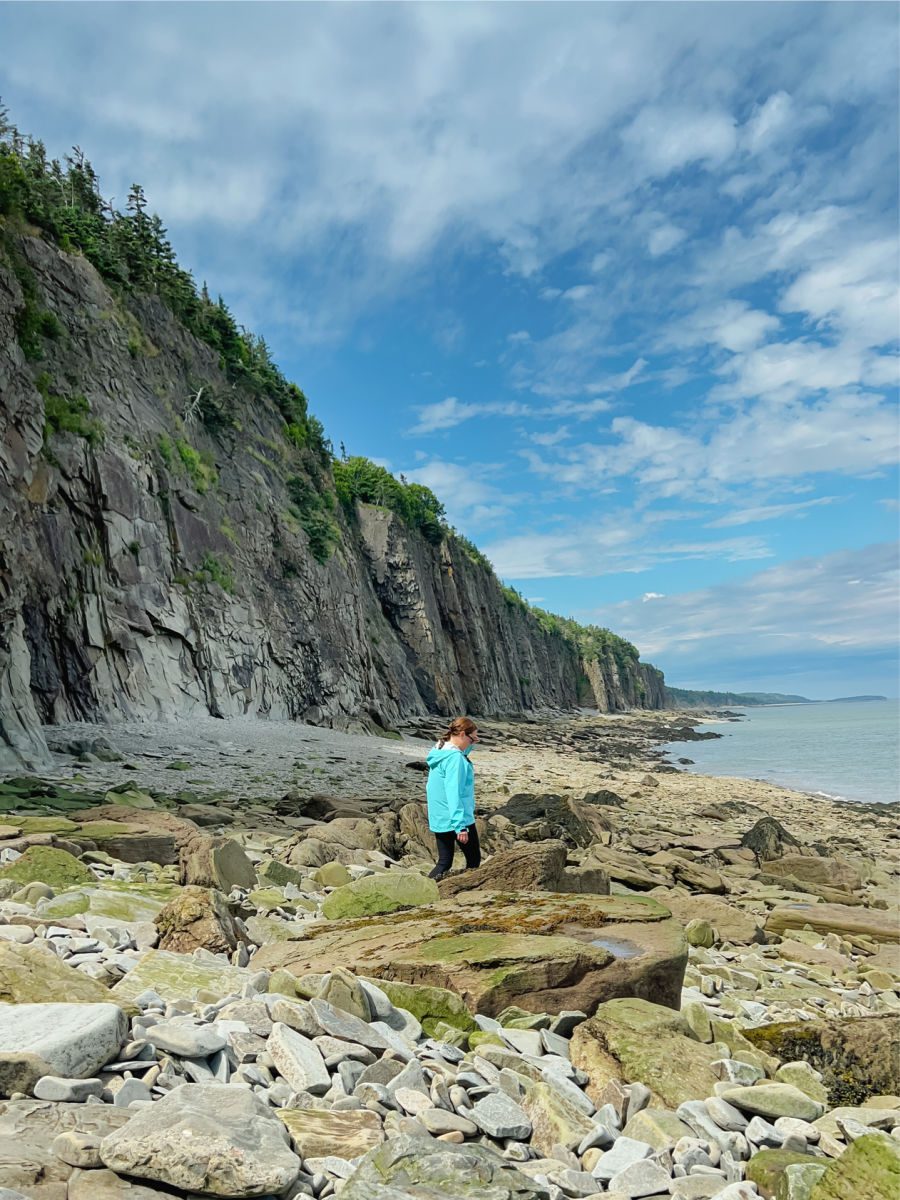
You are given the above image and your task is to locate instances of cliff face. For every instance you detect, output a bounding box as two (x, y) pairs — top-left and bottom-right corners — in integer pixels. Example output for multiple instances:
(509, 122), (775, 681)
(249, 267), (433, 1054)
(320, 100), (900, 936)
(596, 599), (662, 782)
(0, 230), (665, 769)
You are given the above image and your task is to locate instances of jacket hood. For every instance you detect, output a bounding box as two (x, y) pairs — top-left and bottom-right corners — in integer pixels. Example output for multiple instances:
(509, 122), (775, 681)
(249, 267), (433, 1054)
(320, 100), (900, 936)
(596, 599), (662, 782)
(426, 745), (469, 767)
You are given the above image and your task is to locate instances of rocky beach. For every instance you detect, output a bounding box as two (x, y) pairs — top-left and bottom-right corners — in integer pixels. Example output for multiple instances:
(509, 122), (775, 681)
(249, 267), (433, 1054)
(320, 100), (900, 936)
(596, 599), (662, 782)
(0, 709), (897, 1200)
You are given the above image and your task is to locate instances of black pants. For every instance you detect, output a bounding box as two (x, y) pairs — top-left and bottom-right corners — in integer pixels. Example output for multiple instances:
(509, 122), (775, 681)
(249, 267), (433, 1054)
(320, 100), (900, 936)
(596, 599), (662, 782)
(428, 823), (481, 879)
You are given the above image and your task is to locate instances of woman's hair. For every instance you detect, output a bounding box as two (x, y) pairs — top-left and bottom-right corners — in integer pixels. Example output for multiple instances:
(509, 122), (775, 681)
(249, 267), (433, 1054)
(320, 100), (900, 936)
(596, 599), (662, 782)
(437, 716), (478, 747)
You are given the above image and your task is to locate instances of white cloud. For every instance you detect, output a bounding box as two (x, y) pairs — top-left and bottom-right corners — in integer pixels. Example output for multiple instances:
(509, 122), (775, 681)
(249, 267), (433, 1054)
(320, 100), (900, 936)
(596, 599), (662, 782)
(647, 223), (687, 257)
(507, 330), (531, 343)
(404, 459), (513, 530)
(706, 496), (841, 528)
(642, 592), (666, 602)
(603, 542), (899, 664)
(742, 91), (795, 153)
(621, 106), (738, 177)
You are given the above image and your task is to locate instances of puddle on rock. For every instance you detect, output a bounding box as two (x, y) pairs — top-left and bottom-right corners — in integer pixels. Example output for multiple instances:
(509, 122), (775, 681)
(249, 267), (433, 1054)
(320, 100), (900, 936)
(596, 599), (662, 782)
(591, 935), (642, 959)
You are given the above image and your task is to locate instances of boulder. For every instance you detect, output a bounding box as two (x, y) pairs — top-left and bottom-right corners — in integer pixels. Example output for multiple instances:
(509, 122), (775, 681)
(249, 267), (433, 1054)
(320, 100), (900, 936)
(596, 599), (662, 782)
(571, 997), (723, 1109)
(762, 856), (863, 893)
(253, 891), (687, 1017)
(362, 978), (476, 1034)
(0, 942), (120, 1006)
(66, 1168), (180, 1198)
(719, 1083), (824, 1122)
(154, 885), (244, 954)
(99, 1083), (301, 1196)
(179, 832), (257, 891)
(341, 1131), (545, 1200)
(520, 1081), (593, 1154)
(765, 903), (900, 944)
(808, 1132), (900, 1200)
(438, 841), (608, 897)
(672, 860), (729, 894)
(745, 1015), (900, 1105)
(493, 793), (613, 849)
(0, 1003), (127, 1097)
(742, 818), (801, 864)
(321, 871), (439, 920)
(746, 1148), (827, 1199)
(0, 846), (92, 890)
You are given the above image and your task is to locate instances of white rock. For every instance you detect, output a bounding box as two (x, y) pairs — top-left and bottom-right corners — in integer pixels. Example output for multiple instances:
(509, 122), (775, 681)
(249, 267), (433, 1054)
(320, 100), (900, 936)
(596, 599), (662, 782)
(0, 1002), (126, 1079)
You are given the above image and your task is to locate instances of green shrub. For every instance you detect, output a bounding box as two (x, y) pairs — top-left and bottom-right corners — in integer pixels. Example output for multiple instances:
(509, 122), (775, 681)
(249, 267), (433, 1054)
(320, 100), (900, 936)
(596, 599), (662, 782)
(175, 439), (217, 493)
(286, 473), (340, 563)
(193, 552), (234, 593)
(157, 434), (174, 467)
(41, 377), (104, 447)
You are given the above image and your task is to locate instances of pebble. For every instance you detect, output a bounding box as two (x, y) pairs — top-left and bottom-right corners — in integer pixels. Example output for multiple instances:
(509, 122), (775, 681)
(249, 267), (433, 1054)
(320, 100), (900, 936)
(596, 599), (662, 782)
(33, 1075), (103, 1102)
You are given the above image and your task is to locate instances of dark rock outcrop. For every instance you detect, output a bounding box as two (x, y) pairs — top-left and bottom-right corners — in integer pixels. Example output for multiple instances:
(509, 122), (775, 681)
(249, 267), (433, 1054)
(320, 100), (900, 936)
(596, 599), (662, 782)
(0, 230), (666, 769)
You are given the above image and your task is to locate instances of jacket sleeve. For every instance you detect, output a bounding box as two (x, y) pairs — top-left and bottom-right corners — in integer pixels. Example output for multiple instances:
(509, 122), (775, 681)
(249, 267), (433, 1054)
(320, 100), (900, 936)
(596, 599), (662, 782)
(442, 753), (469, 832)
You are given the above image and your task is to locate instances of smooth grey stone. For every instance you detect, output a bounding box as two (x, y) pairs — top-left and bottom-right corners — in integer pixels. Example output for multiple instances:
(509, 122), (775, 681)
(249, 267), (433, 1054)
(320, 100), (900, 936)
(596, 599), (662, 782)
(625, 1082), (652, 1122)
(474, 1014), (502, 1033)
(309, 998), (390, 1052)
(420, 1107), (478, 1136)
(578, 1123), (616, 1154)
(540, 1066), (595, 1115)
(549, 1011), (587, 1038)
(114, 1077), (153, 1106)
(746, 1115), (782, 1148)
(706, 1098), (749, 1132)
(501, 1028), (543, 1057)
(146, 1021), (226, 1058)
(34, 1075), (103, 1102)
(0, 1002), (127, 1082)
(368, 1020), (415, 1061)
(357, 1057), (405, 1088)
(268, 1023), (331, 1096)
(608, 1156), (673, 1197)
(386, 1059), (429, 1097)
(540, 1029), (571, 1059)
(592, 1135), (654, 1181)
(470, 1093), (532, 1140)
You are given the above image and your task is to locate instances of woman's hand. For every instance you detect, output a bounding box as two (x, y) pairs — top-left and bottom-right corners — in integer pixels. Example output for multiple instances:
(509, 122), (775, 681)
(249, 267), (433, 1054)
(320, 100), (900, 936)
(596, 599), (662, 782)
(456, 829), (469, 844)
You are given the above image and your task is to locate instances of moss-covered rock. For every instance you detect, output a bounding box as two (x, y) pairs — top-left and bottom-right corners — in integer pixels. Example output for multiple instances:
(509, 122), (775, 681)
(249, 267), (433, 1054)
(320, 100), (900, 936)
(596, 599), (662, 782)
(0, 942), (120, 1005)
(0, 846), (93, 890)
(366, 977), (477, 1032)
(808, 1134), (900, 1200)
(571, 997), (723, 1108)
(321, 871), (438, 920)
(747, 1148), (827, 1199)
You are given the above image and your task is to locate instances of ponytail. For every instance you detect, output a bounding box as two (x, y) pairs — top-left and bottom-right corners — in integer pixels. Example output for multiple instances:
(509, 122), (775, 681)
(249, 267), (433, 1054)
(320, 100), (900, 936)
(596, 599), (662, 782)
(438, 716), (477, 748)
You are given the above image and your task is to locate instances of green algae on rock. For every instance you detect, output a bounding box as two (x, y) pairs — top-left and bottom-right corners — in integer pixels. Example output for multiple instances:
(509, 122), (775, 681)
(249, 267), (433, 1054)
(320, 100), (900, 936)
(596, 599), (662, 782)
(0, 942), (123, 1006)
(746, 1148), (828, 1199)
(321, 870), (439, 919)
(0, 846), (93, 890)
(571, 997), (725, 1109)
(808, 1133), (900, 1200)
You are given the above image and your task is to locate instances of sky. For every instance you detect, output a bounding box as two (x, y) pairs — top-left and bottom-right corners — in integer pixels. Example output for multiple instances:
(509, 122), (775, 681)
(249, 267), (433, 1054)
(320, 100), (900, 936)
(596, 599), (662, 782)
(2, 1), (898, 698)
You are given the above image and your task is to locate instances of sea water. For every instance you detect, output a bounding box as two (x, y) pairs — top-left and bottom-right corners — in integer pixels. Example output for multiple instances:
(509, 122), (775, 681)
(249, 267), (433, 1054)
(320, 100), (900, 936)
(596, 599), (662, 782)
(662, 699), (899, 805)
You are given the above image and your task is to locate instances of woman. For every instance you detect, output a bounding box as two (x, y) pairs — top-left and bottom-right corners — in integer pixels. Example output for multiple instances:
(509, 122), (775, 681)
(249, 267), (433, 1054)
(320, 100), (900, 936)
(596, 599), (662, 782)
(425, 716), (481, 881)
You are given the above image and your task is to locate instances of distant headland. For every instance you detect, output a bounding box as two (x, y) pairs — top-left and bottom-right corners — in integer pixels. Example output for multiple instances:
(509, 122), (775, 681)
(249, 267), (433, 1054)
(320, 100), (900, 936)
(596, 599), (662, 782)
(666, 688), (889, 708)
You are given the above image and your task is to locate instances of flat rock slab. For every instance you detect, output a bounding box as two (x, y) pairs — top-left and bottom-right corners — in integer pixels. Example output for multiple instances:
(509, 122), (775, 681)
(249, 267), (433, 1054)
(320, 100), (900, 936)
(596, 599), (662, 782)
(277, 1107), (385, 1159)
(111, 949), (257, 1003)
(99, 1082), (300, 1196)
(0, 1004), (127, 1097)
(765, 903), (900, 944)
(253, 891), (686, 1017)
(0, 942), (122, 1006)
(67, 1168), (179, 1199)
(341, 1131), (548, 1200)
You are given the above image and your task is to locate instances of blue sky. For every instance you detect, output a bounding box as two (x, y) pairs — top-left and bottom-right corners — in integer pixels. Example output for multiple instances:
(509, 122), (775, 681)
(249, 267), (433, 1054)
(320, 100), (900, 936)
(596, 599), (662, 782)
(2, 2), (898, 697)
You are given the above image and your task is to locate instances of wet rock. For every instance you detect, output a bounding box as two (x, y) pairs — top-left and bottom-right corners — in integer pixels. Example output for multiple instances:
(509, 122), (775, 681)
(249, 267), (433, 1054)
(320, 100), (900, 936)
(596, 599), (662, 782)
(741, 818), (800, 864)
(745, 1015), (900, 1106)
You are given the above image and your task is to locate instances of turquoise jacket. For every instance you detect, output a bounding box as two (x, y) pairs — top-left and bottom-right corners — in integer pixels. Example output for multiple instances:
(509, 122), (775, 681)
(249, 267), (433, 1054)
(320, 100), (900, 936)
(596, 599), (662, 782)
(425, 745), (475, 833)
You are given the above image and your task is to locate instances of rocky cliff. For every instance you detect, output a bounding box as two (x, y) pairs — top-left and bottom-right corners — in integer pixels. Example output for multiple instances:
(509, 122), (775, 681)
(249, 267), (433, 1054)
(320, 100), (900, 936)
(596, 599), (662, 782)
(0, 228), (665, 770)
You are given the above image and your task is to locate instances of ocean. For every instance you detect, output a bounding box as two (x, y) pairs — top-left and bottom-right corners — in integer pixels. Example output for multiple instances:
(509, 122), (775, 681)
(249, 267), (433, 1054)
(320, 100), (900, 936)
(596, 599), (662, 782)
(662, 699), (900, 806)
